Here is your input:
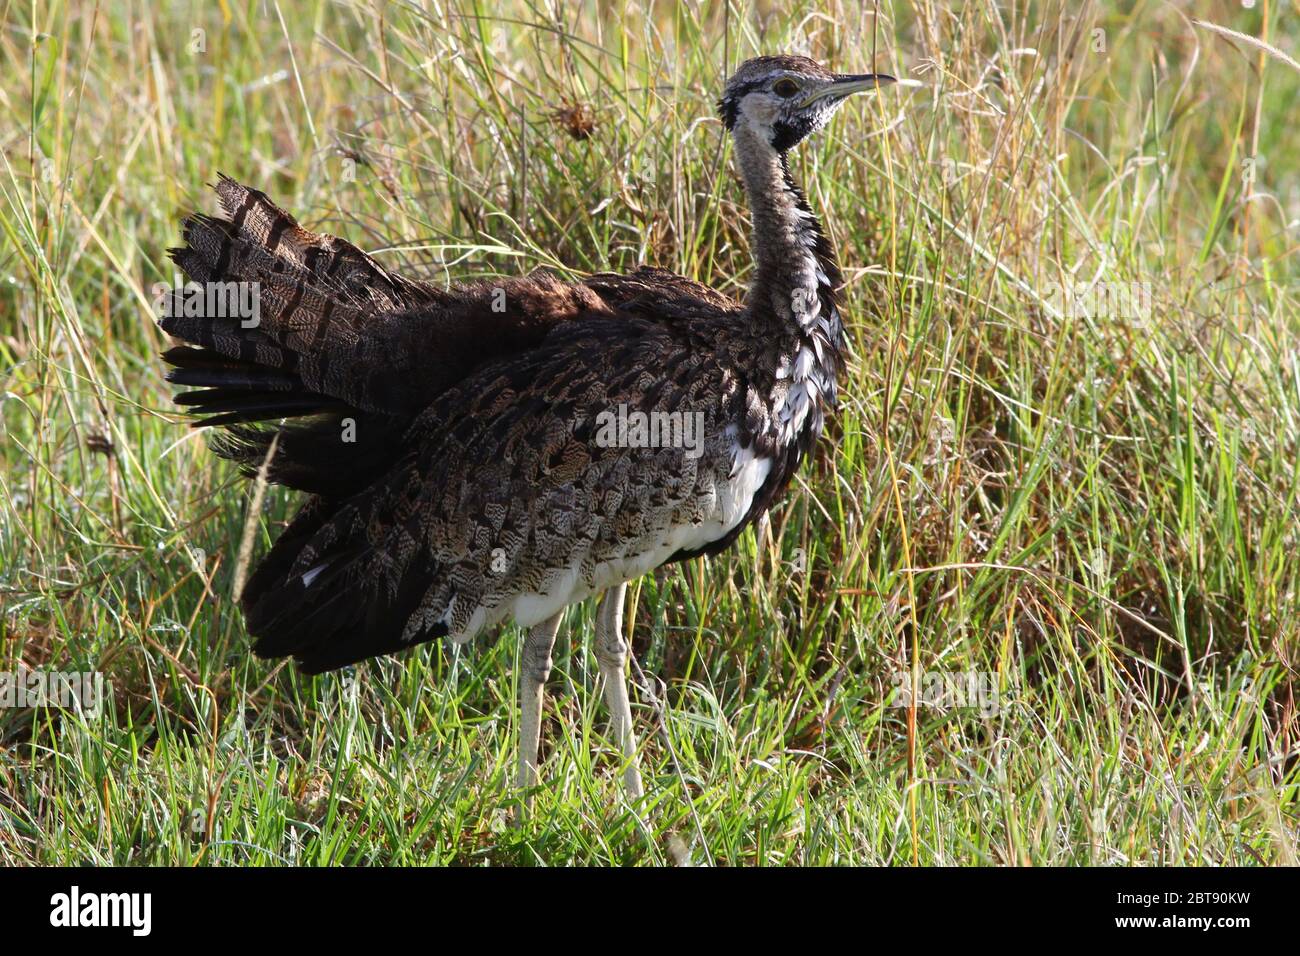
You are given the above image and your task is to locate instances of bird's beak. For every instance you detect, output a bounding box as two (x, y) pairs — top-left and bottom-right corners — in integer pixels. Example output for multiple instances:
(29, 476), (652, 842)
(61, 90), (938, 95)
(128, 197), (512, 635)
(800, 73), (896, 107)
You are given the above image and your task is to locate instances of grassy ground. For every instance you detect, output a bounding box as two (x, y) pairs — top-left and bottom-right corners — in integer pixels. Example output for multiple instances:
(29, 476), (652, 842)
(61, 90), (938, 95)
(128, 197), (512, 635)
(1, 0), (1297, 865)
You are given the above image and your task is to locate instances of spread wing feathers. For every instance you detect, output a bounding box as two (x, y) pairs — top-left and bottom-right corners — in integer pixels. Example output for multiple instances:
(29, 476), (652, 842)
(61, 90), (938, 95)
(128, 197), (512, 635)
(160, 176), (625, 495)
(207, 173), (445, 312)
(161, 180), (443, 418)
(242, 321), (747, 673)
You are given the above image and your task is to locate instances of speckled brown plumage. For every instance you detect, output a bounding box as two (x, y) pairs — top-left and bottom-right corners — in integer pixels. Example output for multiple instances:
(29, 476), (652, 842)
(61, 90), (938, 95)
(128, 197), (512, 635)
(160, 56), (894, 675)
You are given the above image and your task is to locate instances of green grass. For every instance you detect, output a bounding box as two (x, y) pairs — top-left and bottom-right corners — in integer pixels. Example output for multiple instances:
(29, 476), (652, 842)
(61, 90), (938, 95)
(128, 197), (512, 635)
(1, 0), (1297, 865)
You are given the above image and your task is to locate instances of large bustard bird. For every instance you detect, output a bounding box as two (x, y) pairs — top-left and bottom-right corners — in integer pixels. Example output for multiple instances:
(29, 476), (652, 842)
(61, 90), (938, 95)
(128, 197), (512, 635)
(161, 56), (894, 809)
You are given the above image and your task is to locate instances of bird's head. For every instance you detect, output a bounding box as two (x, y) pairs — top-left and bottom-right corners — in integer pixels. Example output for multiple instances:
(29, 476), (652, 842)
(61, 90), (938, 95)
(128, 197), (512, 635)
(718, 54), (895, 152)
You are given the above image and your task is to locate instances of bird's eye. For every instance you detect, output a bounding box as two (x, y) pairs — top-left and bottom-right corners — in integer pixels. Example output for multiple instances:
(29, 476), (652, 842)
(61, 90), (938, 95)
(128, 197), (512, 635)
(773, 78), (801, 98)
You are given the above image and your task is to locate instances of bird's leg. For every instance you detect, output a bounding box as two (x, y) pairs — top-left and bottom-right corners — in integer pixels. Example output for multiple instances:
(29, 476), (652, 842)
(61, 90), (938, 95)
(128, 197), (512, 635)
(594, 582), (645, 800)
(515, 611), (562, 823)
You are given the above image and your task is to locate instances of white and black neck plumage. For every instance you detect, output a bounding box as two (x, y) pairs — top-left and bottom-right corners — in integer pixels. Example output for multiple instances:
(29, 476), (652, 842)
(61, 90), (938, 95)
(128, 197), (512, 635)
(718, 55), (892, 465)
(731, 117), (845, 451)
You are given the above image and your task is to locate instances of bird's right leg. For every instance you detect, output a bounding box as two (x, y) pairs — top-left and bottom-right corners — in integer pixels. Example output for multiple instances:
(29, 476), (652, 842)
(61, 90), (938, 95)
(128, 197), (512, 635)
(594, 583), (645, 800)
(515, 611), (562, 824)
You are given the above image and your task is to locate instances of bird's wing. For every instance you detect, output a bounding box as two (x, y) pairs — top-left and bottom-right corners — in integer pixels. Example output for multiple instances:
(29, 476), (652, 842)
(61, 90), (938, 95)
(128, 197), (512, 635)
(162, 177), (617, 423)
(161, 177), (660, 498)
(242, 317), (766, 673)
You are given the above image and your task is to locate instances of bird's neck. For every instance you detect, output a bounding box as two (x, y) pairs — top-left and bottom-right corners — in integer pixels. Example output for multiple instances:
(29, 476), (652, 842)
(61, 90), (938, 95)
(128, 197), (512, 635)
(733, 122), (845, 438)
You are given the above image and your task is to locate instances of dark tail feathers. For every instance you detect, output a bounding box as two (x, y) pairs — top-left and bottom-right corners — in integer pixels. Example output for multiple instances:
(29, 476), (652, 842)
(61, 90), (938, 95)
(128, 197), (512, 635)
(159, 175), (436, 495)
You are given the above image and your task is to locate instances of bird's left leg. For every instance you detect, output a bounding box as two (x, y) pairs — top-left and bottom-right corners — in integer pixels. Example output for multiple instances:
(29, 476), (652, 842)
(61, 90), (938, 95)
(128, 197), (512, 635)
(594, 582), (645, 800)
(515, 611), (562, 823)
